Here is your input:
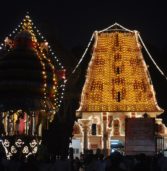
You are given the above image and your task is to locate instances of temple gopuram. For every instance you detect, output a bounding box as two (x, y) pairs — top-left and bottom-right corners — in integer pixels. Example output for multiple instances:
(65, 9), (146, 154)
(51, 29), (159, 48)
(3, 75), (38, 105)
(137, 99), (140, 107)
(72, 23), (167, 155)
(0, 14), (65, 159)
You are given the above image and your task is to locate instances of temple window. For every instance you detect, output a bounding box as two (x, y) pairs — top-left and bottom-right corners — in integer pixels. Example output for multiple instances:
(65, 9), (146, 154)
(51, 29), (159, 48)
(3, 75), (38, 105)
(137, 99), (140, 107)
(116, 67), (120, 74)
(91, 123), (97, 135)
(117, 92), (121, 102)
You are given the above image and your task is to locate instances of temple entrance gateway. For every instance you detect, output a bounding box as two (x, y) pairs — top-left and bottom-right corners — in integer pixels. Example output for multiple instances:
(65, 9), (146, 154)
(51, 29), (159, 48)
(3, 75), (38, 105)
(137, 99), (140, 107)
(73, 23), (166, 155)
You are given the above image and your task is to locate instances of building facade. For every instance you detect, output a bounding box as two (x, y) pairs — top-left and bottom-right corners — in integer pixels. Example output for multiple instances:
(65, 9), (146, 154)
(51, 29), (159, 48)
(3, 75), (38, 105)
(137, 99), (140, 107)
(72, 23), (166, 155)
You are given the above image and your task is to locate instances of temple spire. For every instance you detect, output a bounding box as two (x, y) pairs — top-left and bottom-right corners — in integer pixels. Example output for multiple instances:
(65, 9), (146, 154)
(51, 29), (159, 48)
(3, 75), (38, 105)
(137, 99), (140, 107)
(78, 25), (163, 116)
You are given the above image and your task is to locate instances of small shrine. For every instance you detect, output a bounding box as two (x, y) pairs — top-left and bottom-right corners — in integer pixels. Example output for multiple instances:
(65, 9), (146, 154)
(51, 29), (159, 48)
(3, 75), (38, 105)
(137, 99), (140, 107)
(0, 14), (65, 159)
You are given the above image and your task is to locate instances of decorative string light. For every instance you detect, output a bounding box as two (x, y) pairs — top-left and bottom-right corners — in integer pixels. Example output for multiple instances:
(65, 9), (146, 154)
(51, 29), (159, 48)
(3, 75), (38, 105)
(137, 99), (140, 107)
(0, 13), (65, 116)
(99, 22), (134, 33)
(72, 32), (95, 74)
(138, 32), (167, 80)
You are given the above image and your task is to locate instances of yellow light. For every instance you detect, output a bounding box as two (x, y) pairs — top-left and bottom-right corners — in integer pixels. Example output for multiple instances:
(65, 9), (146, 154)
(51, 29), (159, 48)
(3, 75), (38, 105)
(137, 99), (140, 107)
(79, 31), (161, 113)
(11, 14), (64, 115)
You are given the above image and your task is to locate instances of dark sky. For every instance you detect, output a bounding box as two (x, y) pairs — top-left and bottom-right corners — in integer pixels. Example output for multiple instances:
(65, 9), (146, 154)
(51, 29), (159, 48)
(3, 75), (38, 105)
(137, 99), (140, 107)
(0, 0), (166, 49)
(0, 0), (167, 123)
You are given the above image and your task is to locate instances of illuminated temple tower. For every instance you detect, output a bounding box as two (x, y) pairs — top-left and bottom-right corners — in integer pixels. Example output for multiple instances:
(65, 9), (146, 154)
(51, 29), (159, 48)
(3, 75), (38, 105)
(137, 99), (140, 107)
(72, 23), (166, 154)
(0, 14), (65, 159)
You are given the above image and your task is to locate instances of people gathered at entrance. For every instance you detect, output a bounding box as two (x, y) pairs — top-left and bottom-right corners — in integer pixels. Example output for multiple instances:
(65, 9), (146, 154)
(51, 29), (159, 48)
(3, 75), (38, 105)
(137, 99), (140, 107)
(0, 146), (167, 171)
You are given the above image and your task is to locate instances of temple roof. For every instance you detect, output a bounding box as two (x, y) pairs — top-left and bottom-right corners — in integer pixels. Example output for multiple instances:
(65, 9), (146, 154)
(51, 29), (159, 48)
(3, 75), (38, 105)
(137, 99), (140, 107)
(78, 25), (163, 114)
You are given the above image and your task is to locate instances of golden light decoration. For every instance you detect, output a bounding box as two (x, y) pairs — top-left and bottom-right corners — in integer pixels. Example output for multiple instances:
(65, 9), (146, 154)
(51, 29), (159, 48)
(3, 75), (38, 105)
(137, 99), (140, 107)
(78, 30), (163, 114)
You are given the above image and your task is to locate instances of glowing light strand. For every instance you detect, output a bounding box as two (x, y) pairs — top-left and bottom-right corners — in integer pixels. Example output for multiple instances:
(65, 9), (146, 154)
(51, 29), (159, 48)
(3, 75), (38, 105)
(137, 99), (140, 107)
(29, 18), (65, 107)
(0, 13), (65, 112)
(134, 30), (154, 85)
(98, 22), (134, 33)
(39, 46), (58, 111)
(135, 31), (163, 112)
(22, 14), (65, 108)
(32, 24), (64, 69)
(20, 16), (48, 110)
(138, 32), (167, 80)
(72, 32), (95, 74)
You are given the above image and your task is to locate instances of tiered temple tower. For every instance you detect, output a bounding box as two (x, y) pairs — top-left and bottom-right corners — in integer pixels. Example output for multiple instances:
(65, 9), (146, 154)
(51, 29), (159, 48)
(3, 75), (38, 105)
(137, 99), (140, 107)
(72, 23), (166, 154)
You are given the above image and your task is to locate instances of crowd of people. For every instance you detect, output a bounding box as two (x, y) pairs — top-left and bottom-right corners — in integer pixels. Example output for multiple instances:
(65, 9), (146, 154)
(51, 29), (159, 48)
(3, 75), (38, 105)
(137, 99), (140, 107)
(1, 147), (167, 171)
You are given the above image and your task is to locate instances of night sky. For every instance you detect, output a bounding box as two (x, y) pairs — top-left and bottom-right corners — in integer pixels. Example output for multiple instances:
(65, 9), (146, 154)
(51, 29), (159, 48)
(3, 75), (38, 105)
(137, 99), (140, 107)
(0, 0), (167, 123)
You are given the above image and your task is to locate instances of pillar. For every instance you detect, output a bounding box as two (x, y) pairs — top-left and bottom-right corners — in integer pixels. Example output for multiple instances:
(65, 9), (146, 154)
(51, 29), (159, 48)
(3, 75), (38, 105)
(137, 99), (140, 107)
(107, 128), (112, 155)
(32, 112), (36, 136)
(78, 119), (91, 153)
(103, 112), (107, 157)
